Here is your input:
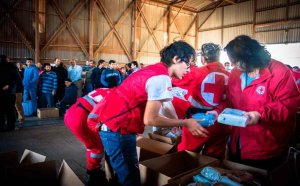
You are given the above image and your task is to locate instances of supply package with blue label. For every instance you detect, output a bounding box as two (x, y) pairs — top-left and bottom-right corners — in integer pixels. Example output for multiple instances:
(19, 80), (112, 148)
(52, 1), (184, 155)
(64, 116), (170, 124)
(191, 113), (215, 127)
(217, 108), (248, 127)
(193, 166), (242, 186)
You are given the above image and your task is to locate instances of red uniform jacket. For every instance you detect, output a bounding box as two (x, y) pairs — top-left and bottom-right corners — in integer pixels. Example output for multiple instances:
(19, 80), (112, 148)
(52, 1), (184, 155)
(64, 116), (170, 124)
(172, 62), (230, 158)
(88, 62), (170, 134)
(217, 59), (300, 160)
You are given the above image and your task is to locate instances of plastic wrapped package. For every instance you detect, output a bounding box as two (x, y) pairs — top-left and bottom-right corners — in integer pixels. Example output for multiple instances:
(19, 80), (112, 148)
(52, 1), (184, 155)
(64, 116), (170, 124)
(217, 108), (248, 127)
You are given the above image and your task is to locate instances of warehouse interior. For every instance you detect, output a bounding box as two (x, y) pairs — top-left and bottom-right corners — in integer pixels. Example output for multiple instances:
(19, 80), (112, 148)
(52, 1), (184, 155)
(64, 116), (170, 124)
(1, 0), (300, 186)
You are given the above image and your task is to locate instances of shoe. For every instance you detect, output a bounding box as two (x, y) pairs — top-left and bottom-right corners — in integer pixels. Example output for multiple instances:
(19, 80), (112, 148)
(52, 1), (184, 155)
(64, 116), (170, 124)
(87, 169), (108, 186)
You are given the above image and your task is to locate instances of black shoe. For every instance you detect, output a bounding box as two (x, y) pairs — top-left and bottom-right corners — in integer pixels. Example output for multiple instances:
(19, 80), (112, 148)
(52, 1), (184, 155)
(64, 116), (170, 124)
(87, 169), (108, 186)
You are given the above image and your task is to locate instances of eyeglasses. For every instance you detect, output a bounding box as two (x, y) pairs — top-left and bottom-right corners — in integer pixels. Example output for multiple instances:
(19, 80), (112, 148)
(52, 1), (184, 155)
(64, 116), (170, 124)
(180, 58), (191, 68)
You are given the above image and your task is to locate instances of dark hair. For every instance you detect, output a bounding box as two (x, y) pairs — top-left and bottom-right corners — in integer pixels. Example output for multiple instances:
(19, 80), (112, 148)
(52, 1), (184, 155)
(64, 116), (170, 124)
(98, 59), (105, 66)
(160, 40), (196, 67)
(26, 58), (33, 61)
(65, 78), (72, 82)
(109, 60), (116, 64)
(224, 35), (271, 72)
(0, 54), (7, 63)
(43, 63), (51, 67)
(201, 43), (221, 62)
(126, 62), (132, 68)
(131, 61), (138, 67)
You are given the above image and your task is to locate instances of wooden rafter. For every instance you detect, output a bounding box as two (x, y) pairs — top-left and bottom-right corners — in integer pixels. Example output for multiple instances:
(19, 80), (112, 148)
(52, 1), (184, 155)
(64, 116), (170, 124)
(170, 0), (186, 5)
(89, 0), (95, 59)
(41, 0), (86, 55)
(136, 3), (162, 52)
(145, 0), (197, 13)
(137, 8), (169, 58)
(198, 0), (223, 31)
(170, 11), (184, 40)
(0, 0), (34, 54)
(95, 0), (132, 60)
(224, 0), (236, 5)
(169, 0), (186, 26)
(93, 1), (134, 56)
(0, 0), (22, 26)
(7, 14), (35, 54)
(135, 1), (145, 22)
(46, 0), (88, 57)
(183, 14), (198, 40)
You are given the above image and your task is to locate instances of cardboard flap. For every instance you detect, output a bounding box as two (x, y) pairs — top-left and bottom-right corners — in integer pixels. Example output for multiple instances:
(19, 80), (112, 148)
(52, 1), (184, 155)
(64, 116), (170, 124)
(5, 160), (58, 186)
(137, 137), (174, 155)
(148, 133), (175, 145)
(20, 149), (46, 165)
(140, 151), (219, 186)
(0, 151), (18, 169)
(58, 160), (84, 186)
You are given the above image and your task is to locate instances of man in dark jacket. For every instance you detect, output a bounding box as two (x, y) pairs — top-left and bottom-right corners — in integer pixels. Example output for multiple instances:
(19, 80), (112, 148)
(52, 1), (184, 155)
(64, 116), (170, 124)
(0, 55), (19, 131)
(91, 59), (107, 89)
(57, 78), (78, 116)
(52, 58), (68, 104)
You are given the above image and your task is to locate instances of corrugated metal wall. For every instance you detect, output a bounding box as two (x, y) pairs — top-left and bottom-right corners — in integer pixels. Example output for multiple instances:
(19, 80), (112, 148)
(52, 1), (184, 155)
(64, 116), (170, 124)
(198, 0), (300, 47)
(0, 0), (299, 65)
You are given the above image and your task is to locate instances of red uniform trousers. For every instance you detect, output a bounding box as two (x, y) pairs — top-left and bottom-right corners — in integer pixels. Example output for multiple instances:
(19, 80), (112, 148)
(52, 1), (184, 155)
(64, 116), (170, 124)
(178, 123), (230, 159)
(64, 104), (104, 171)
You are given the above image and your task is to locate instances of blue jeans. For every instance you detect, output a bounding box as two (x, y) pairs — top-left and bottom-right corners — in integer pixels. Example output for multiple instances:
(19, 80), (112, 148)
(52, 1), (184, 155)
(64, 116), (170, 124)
(40, 93), (54, 108)
(23, 88), (37, 112)
(100, 129), (140, 186)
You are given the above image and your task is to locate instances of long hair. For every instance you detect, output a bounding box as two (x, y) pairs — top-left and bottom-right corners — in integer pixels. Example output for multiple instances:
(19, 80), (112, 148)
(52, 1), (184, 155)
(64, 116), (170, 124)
(224, 35), (271, 72)
(160, 40), (196, 67)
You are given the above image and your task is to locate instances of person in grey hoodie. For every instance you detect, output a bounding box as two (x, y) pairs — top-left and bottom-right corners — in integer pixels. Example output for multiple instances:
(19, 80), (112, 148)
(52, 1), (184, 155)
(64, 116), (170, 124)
(22, 58), (39, 115)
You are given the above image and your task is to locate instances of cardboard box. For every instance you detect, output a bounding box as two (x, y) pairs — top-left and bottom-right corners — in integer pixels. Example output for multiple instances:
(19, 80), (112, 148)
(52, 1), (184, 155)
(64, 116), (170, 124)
(164, 160), (267, 186)
(37, 108), (59, 118)
(0, 151), (18, 169)
(148, 133), (180, 145)
(139, 151), (219, 186)
(0, 149), (84, 186)
(137, 137), (177, 162)
(58, 160), (85, 186)
(5, 160), (59, 186)
(20, 149), (46, 165)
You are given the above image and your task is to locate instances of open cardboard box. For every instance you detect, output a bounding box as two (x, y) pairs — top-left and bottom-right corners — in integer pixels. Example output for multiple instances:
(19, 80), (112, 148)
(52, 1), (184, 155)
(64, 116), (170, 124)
(37, 108), (59, 119)
(105, 137), (180, 182)
(137, 137), (177, 162)
(148, 133), (181, 145)
(0, 149), (84, 186)
(165, 159), (296, 186)
(139, 151), (219, 186)
(58, 160), (85, 186)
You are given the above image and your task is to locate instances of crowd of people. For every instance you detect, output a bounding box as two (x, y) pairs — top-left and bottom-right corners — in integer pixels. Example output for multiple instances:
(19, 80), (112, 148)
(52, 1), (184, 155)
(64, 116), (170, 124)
(0, 35), (300, 186)
(0, 57), (143, 131)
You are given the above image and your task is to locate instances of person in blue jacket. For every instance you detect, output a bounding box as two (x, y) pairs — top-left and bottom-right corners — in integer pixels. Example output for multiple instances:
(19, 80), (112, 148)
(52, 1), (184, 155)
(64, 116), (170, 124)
(22, 58), (39, 115)
(100, 60), (122, 88)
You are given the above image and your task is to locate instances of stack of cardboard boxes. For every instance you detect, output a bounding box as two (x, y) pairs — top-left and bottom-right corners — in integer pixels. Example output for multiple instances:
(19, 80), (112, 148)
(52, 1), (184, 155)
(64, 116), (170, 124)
(0, 149), (84, 186)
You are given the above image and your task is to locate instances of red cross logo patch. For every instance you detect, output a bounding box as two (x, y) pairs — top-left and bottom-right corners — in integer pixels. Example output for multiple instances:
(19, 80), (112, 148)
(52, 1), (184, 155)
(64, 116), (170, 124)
(256, 86), (265, 95)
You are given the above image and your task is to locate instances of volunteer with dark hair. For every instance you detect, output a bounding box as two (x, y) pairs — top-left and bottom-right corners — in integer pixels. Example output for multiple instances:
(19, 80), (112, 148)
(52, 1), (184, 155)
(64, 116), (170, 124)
(211, 35), (300, 170)
(64, 88), (111, 186)
(172, 43), (230, 159)
(88, 40), (208, 186)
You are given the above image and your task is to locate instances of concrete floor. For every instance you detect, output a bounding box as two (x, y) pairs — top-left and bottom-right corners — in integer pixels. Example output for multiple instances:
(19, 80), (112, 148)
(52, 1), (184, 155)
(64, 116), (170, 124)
(0, 116), (152, 185)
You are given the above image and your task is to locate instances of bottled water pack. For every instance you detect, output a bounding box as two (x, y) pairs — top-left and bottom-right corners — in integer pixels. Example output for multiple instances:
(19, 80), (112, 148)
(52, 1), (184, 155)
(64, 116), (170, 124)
(191, 113), (215, 127)
(217, 108), (248, 127)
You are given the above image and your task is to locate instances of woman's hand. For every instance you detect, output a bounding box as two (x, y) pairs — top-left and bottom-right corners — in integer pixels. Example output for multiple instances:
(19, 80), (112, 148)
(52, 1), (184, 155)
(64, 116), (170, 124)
(206, 110), (219, 122)
(244, 111), (261, 126)
(184, 118), (209, 137)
